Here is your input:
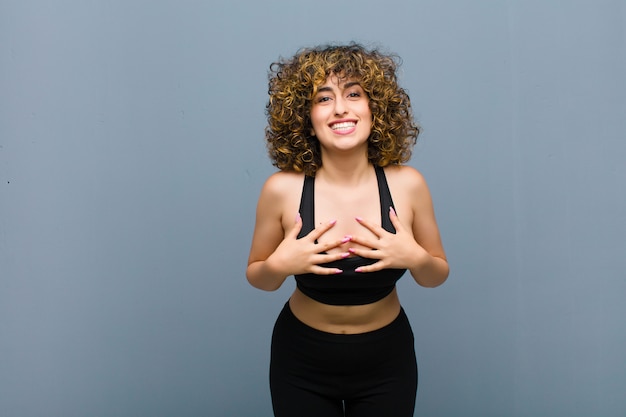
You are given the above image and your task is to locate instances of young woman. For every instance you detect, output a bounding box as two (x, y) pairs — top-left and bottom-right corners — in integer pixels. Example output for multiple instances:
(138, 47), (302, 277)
(247, 43), (448, 417)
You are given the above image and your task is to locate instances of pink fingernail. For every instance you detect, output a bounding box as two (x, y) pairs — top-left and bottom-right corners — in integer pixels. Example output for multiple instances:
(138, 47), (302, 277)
(348, 248), (356, 253)
(341, 252), (350, 258)
(354, 267), (363, 273)
(341, 235), (352, 243)
(334, 269), (343, 274)
(329, 219), (337, 225)
(389, 206), (396, 215)
(295, 212), (301, 222)
(355, 216), (363, 222)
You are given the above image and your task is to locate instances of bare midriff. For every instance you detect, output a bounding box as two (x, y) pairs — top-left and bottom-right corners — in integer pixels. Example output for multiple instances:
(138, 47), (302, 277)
(288, 287), (402, 334)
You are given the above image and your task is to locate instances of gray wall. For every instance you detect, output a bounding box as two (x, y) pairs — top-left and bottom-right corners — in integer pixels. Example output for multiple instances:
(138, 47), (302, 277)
(1, 1), (624, 416)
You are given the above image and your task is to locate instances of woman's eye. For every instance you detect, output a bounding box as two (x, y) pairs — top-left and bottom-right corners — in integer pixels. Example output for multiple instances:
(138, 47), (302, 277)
(317, 96), (331, 103)
(348, 91), (361, 98)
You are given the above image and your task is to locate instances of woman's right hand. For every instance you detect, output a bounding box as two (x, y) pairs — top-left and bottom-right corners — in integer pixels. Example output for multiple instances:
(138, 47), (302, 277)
(267, 214), (351, 276)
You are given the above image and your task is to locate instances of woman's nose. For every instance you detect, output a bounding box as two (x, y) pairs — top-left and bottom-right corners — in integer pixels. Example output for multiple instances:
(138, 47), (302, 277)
(334, 97), (348, 115)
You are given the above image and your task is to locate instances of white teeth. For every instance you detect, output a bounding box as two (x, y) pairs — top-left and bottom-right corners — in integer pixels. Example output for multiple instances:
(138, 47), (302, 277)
(331, 122), (356, 130)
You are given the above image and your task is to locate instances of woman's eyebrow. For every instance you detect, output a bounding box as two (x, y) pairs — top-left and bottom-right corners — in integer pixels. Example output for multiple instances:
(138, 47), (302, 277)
(343, 81), (361, 89)
(316, 86), (333, 93)
(316, 81), (362, 94)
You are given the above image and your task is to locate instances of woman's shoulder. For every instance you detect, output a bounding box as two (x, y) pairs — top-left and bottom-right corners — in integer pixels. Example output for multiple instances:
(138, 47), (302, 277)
(383, 165), (435, 217)
(383, 164), (427, 189)
(260, 170), (305, 197)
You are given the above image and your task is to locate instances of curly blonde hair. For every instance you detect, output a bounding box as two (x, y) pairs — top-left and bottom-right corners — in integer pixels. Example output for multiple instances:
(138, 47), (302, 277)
(265, 43), (420, 176)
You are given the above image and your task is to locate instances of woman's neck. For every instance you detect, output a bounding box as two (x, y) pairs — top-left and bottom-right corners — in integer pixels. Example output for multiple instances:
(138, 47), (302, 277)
(317, 150), (372, 186)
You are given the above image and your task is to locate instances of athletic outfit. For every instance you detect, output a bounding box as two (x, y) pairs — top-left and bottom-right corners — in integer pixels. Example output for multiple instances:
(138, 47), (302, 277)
(270, 166), (418, 417)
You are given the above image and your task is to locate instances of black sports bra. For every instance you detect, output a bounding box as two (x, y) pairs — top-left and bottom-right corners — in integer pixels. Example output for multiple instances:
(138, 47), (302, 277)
(294, 166), (406, 305)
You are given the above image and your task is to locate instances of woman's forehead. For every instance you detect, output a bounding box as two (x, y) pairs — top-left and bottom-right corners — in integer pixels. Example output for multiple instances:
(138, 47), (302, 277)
(314, 73), (361, 90)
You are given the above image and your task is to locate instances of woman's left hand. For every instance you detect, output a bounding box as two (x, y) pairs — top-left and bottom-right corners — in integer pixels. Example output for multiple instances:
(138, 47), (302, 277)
(347, 207), (428, 273)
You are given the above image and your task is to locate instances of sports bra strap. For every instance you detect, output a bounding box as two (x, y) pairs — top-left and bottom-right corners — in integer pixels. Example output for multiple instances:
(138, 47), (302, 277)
(297, 165), (396, 239)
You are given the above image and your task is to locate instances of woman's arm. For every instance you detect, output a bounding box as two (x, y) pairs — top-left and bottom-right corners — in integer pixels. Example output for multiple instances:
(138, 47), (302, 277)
(246, 173), (349, 291)
(405, 167), (449, 287)
(246, 173), (294, 291)
(345, 166), (449, 287)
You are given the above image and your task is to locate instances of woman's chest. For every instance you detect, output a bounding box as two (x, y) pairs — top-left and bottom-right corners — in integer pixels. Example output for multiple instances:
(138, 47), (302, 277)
(314, 193), (381, 253)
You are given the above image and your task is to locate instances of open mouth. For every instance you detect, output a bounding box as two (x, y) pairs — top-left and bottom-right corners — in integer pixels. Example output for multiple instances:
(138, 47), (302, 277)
(330, 121), (356, 132)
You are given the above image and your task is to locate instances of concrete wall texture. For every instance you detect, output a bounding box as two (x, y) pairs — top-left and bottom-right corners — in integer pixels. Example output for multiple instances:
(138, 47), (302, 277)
(1, 0), (625, 416)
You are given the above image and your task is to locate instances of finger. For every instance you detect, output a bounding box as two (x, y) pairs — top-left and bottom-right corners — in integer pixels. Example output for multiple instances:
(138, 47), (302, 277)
(316, 251), (352, 264)
(388, 206), (404, 232)
(309, 265), (344, 275)
(355, 216), (384, 237)
(345, 234), (378, 251)
(347, 247), (382, 260)
(322, 234), (355, 253)
(354, 261), (385, 273)
(287, 212), (304, 239)
(309, 219), (337, 241)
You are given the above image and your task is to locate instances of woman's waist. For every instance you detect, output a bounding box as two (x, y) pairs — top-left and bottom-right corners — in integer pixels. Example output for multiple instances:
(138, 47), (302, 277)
(288, 288), (401, 334)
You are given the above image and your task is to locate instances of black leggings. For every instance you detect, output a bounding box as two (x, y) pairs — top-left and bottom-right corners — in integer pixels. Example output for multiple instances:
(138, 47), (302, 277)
(270, 302), (417, 417)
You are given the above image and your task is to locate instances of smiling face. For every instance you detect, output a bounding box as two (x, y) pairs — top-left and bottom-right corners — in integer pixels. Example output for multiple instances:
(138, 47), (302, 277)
(310, 75), (372, 154)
